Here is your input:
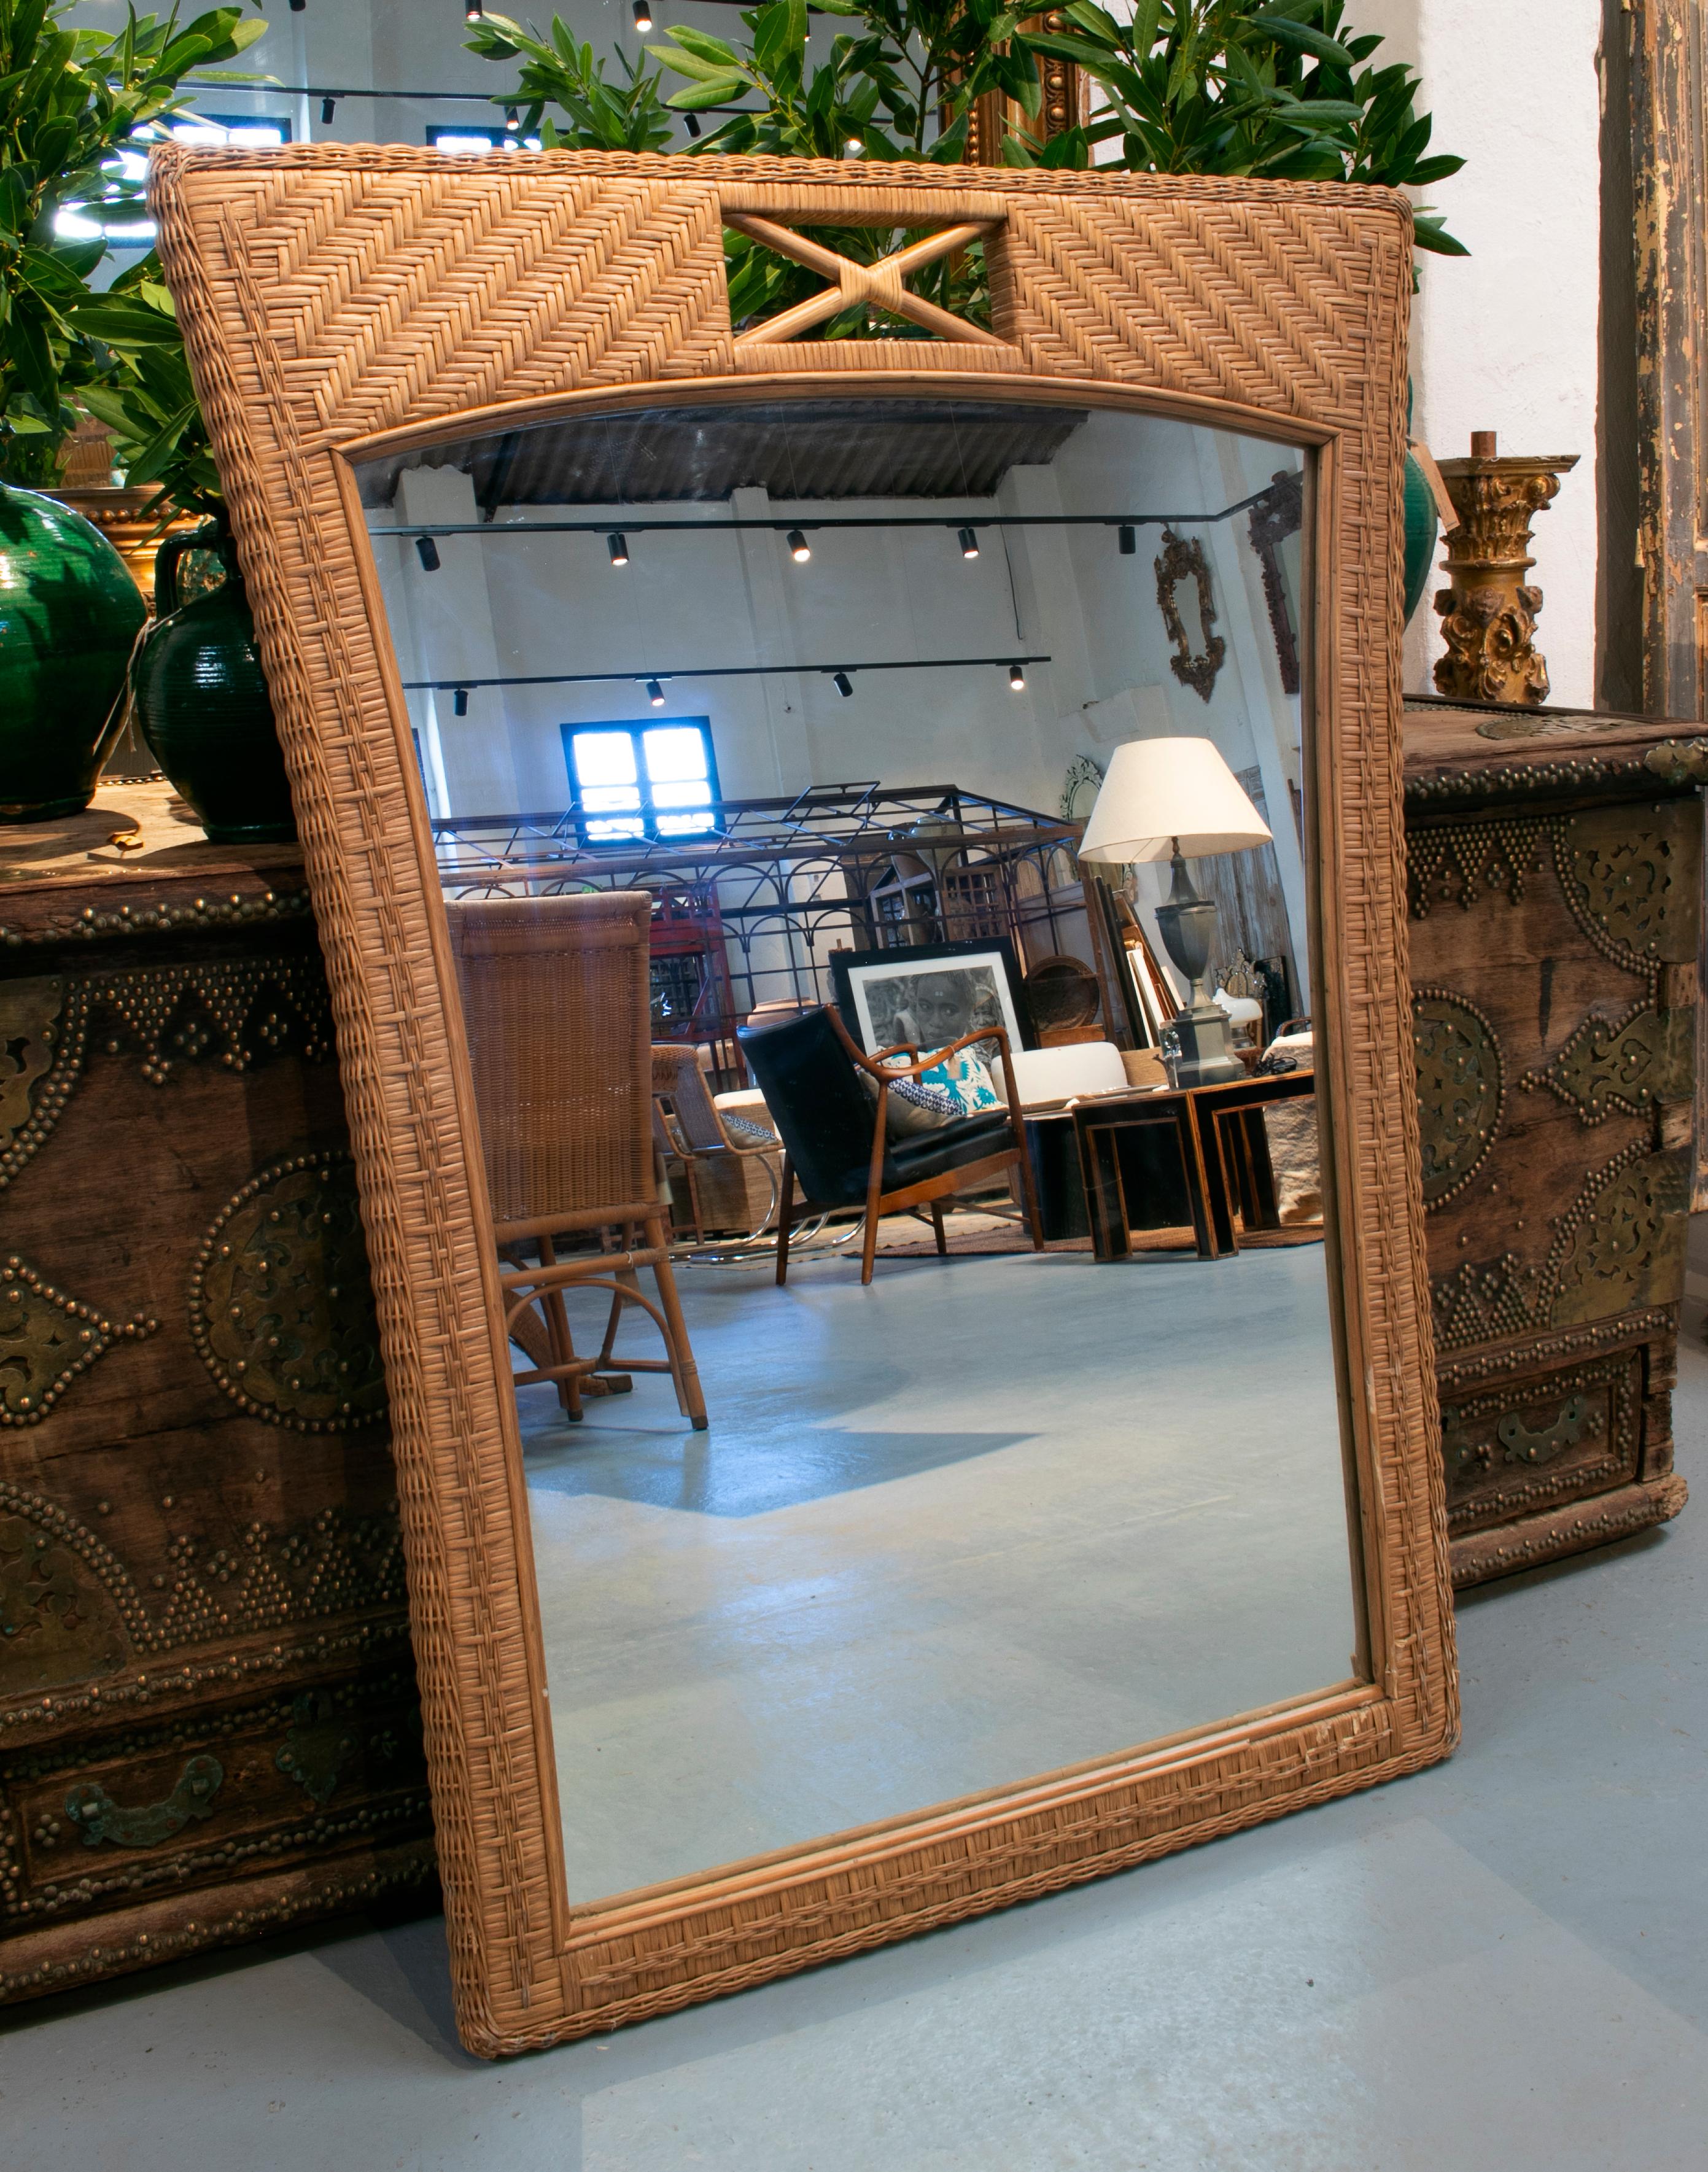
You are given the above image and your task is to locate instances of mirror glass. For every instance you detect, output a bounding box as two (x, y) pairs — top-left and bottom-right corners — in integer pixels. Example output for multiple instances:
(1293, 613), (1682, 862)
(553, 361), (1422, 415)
(354, 395), (1356, 1908)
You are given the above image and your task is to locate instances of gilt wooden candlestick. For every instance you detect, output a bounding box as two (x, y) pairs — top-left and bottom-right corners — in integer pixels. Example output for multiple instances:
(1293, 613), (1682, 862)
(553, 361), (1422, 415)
(1433, 432), (1579, 706)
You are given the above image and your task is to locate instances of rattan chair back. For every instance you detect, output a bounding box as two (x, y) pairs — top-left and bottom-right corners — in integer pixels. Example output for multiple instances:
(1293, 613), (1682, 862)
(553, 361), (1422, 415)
(445, 891), (655, 1231)
(650, 1044), (730, 1155)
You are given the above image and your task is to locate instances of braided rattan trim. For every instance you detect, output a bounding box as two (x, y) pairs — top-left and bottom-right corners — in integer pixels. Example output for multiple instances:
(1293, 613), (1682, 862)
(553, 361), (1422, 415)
(149, 143), (1454, 2057)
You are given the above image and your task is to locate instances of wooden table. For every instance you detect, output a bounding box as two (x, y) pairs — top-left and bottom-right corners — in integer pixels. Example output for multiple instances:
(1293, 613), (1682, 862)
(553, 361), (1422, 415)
(1073, 1072), (1316, 1262)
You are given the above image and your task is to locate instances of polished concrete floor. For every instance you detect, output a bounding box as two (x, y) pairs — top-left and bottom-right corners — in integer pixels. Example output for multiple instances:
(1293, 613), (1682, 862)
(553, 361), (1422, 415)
(519, 1241), (1354, 1902)
(5, 1310), (1706, 2169)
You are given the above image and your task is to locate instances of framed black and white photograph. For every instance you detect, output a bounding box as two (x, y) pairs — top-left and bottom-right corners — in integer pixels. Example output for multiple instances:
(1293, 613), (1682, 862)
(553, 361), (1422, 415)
(831, 938), (1035, 1057)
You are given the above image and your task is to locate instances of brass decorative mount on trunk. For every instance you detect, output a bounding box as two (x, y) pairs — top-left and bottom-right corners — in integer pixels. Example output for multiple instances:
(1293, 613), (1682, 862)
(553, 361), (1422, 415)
(1432, 432), (1579, 706)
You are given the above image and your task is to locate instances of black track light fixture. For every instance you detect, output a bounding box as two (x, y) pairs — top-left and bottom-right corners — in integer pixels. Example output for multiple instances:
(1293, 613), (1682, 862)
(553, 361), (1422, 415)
(633, 0), (653, 26)
(607, 532), (629, 566)
(1119, 524), (1136, 555)
(1008, 662), (1027, 691)
(320, 95), (336, 124)
(415, 536), (441, 572)
(786, 528), (811, 563)
(684, 111), (701, 138)
(832, 670), (854, 698)
(646, 678), (666, 707)
(504, 106), (520, 131)
(465, 3), (484, 21)
(452, 687), (470, 717)
(957, 526), (979, 559)
(289, 0), (306, 12)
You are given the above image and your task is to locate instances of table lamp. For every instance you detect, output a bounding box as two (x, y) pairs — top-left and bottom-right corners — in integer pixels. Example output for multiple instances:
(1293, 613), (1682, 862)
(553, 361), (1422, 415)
(1078, 737), (1273, 1086)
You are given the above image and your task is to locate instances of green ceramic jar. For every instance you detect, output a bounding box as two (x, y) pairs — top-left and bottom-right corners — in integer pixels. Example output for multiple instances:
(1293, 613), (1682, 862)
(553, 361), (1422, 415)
(1402, 382), (1438, 626)
(0, 483), (148, 823)
(131, 522), (297, 845)
(1402, 451), (1438, 624)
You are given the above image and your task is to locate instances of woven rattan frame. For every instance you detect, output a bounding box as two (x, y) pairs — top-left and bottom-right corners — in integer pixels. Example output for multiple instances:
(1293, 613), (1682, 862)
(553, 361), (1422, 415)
(150, 143), (1455, 2057)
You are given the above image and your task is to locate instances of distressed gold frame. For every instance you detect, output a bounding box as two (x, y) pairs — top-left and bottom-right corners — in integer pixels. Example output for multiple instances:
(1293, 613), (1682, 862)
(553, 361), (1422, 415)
(150, 143), (1454, 2057)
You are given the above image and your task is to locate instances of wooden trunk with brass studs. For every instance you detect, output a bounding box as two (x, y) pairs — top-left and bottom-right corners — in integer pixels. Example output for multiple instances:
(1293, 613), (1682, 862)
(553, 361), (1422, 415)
(0, 782), (434, 2005)
(1403, 700), (1702, 1589)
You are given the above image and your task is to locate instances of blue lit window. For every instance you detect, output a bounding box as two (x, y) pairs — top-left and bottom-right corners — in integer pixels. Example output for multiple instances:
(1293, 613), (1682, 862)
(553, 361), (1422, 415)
(562, 722), (720, 845)
(426, 123), (544, 155)
(168, 114), (292, 148)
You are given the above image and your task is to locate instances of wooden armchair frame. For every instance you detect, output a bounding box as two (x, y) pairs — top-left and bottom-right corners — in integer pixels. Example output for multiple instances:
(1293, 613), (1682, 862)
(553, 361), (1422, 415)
(773, 1009), (1044, 1287)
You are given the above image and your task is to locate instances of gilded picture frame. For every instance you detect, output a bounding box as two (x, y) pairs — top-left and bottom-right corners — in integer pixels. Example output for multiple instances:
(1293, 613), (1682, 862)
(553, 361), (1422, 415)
(150, 142), (1455, 2057)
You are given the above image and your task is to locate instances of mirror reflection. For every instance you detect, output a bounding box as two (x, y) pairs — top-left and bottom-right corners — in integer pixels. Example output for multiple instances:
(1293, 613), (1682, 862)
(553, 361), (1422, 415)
(357, 396), (1356, 1906)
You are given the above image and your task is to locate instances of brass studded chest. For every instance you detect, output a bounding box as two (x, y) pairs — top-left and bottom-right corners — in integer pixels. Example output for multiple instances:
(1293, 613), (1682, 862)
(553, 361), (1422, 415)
(1404, 702), (1704, 1588)
(0, 783), (433, 2004)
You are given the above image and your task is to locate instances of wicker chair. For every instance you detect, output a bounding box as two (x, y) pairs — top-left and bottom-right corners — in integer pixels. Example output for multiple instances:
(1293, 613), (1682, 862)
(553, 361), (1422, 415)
(650, 1044), (782, 1242)
(738, 1006), (1044, 1286)
(444, 891), (707, 1430)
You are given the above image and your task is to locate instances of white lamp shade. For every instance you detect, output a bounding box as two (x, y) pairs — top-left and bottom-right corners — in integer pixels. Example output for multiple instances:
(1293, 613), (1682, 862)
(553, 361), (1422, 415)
(1078, 737), (1273, 862)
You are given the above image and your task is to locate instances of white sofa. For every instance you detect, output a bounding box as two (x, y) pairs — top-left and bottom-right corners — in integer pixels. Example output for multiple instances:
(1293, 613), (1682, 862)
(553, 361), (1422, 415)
(990, 1040), (1134, 1109)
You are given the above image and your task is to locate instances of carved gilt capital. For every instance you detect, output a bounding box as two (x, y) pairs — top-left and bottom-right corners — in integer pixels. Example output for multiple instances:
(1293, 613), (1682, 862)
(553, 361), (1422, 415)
(1432, 447), (1579, 706)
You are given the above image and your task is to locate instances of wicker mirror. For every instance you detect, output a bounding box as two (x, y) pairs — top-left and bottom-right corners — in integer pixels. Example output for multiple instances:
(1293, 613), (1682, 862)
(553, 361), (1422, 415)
(154, 145), (1454, 2056)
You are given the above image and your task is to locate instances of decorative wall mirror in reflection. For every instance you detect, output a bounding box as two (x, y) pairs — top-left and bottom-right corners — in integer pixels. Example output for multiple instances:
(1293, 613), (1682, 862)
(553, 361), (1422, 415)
(155, 146), (1454, 2056)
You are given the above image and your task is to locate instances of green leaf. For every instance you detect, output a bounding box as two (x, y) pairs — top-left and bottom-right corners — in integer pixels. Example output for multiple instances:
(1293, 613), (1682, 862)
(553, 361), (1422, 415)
(1251, 14), (1354, 68)
(751, 0), (806, 83)
(66, 290), (182, 340)
(1269, 98), (1364, 124)
(651, 39), (742, 82)
(7, 304), (57, 408)
(1405, 154), (1464, 187)
(667, 74), (749, 109)
(1412, 213), (1469, 258)
(663, 24), (743, 66)
(75, 384), (144, 435)
(118, 401), (199, 486)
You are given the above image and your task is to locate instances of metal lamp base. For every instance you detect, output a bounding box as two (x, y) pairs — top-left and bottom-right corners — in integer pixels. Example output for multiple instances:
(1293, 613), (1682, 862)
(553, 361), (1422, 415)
(1154, 844), (1245, 1087)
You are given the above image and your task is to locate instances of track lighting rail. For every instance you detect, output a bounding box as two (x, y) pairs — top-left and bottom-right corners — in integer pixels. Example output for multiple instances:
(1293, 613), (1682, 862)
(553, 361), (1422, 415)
(372, 489), (1276, 544)
(406, 656), (1050, 695)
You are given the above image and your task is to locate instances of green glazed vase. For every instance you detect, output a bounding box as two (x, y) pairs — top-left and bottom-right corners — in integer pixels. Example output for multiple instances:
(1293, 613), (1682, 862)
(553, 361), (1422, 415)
(1402, 381), (1438, 626)
(1402, 451), (1438, 625)
(0, 482), (147, 823)
(131, 522), (297, 845)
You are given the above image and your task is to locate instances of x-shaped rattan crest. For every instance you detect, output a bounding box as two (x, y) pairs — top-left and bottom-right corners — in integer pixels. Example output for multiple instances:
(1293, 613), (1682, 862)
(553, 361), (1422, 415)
(723, 211), (1007, 347)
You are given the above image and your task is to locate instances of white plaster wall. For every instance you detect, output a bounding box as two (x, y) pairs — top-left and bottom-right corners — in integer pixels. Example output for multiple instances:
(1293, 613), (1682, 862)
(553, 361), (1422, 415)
(1350, 0), (1603, 705)
(368, 410), (1289, 834)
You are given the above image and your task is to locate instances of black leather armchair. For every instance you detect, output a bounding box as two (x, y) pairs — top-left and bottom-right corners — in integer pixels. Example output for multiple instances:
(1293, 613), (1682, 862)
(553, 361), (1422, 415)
(737, 1006), (1044, 1285)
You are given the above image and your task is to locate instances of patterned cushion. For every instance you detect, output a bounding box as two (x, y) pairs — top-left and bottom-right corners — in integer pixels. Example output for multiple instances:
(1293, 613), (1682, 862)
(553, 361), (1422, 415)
(863, 1043), (1004, 1138)
(723, 1111), (778, 1147)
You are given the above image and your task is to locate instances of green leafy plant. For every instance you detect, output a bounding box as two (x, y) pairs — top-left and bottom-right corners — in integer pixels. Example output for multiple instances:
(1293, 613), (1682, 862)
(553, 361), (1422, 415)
(0, 1), (266, 488)
(1011, 1), (1466, 255)
(470, 1), (1462, 339)
(74, 258), (223, 520)
(464, 15), (678, 154)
